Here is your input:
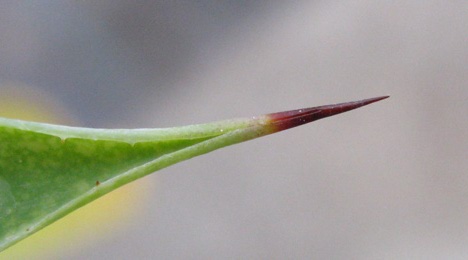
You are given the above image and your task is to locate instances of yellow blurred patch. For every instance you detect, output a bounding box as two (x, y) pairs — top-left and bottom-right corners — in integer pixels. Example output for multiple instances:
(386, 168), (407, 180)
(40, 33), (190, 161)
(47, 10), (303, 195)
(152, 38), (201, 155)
(0, 84), (154, 259)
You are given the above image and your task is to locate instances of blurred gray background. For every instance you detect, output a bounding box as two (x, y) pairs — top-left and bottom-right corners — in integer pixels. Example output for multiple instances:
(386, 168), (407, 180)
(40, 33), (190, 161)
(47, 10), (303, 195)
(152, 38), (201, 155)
(1, 1), (467, 259)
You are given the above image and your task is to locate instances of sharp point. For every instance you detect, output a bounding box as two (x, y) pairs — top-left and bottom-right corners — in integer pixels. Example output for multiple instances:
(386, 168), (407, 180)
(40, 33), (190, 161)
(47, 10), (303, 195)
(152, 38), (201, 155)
(265, 96), (389, 132)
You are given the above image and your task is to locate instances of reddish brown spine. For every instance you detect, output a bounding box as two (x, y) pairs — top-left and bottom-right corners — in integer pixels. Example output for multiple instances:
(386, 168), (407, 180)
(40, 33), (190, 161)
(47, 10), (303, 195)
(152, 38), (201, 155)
(266, 96), (389, 132)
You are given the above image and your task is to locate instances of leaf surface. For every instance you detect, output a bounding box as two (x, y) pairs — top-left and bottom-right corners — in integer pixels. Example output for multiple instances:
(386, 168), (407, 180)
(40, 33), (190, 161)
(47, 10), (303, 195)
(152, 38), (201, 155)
(0, 96), (388, 251)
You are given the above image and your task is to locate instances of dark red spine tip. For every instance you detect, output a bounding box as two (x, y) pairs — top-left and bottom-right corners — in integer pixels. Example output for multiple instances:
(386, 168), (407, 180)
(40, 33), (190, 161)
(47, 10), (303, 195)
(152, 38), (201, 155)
(266, 96), (389, 132)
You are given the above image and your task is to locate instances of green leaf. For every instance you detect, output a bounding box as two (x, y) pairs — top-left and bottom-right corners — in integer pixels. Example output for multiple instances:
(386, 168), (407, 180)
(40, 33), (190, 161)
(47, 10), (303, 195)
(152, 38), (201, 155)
(0, 96), (388, 251)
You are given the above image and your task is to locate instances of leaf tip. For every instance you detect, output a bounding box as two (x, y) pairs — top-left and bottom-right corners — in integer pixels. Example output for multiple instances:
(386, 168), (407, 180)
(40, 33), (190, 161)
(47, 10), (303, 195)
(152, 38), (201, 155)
(263, 96), (389, 132)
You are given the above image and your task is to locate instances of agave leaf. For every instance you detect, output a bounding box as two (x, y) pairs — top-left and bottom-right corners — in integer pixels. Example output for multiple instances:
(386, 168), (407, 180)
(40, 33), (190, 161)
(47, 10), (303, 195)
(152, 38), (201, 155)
(0, 96), (388, 251)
